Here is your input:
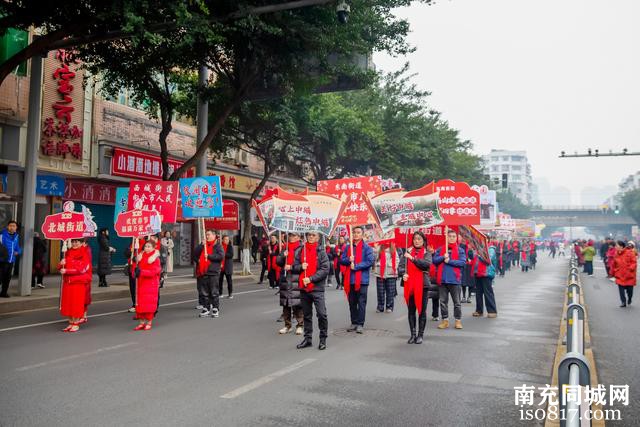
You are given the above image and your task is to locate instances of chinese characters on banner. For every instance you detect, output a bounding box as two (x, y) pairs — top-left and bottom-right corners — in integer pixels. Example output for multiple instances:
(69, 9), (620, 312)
(179, 176), (223, 218)
(112, 147), (190, 180)
(204, 200), (240, 231)
(454, 225), (490, 261)
(127, 181), (179, 223)
(41, 201), (97, 240)
(514, 219), (536, 238)
(317, 176), (381, 226)
(369, 189), (444, 234)
(63, 180), (118, 205)
(269, 193), (346, 236)
(115, 209), (162, 238)
(41, 49), (83, 160)
(114, 187), (129, 223)
(434, 179), (480, 225)
(394, 225), (447, 250)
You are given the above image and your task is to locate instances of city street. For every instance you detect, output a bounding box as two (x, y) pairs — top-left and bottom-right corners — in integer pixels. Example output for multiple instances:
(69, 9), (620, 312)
(1, 257), (567, 426)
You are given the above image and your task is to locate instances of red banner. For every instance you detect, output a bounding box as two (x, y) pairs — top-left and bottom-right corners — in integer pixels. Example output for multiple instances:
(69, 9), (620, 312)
(434, 179), (480, 225)
(394, 225), (447, 250)
(115, 209), (162, 238)
(41, 201), (97, 240)
(128, 181), (179, 223)
(112, 147), (191, 180)
(317, 176), (381, 226)
(204, 200), (240, 231)
(63, 180), (118, 205)
(453, 224), (490, 261)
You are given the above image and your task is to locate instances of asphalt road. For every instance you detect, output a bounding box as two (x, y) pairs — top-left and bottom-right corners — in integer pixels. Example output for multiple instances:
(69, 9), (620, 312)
(0, 257), (567, 427)
(582, 260), (640, 422)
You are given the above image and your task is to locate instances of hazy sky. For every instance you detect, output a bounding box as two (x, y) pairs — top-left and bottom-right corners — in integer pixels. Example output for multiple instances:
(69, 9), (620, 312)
(373, 0), (640, 205)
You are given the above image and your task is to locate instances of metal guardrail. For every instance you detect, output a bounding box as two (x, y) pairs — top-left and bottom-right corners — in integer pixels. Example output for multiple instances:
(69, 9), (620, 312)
(558, 254), (592, 427)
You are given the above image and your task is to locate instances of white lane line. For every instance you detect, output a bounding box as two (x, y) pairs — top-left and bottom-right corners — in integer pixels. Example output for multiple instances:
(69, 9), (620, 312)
(262, 308), (282, 315)
(220, 358), (316, 399)
(0, 288), (269, 333)
(16, 342), (137, 372)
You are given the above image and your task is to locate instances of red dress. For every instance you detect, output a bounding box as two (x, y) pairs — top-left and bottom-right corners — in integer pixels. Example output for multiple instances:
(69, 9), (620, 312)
(59, 247), (92, 318)
(136, 251), (162, 320)
(83, 245), (93, 309)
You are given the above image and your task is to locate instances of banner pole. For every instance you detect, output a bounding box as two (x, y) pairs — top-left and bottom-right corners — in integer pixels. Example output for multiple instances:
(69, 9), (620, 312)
(405, 228), (410, 271)
(59, 238), (69, 310)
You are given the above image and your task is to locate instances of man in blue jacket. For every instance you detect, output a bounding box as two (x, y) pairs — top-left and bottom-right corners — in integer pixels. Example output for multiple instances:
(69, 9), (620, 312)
(432, 229), (467, 330)
(0, 221), (22, 298)
(340, 226), (375, 334)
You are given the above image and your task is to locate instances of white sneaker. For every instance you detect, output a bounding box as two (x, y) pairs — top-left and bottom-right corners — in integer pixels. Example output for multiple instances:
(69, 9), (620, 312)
(279, 327), (292, 334)
(211, 308), (219, 318)
(36, 284), (45, 289)
(228, 295), (234, 299)
(196, 305), (204, 310)
(295, 326), (304, 335)
(128, 307), (136, 313)
(199, 309), (211, 317)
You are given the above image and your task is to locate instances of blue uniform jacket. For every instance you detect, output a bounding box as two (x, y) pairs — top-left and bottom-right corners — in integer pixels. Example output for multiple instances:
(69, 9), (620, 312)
(339, 241), (375, 285)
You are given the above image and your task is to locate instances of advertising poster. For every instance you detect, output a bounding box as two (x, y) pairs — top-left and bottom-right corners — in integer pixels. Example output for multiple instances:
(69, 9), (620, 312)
(42, 201), (97, 240)
(128, 180), (179, 223)
(317, 176), (381, 226)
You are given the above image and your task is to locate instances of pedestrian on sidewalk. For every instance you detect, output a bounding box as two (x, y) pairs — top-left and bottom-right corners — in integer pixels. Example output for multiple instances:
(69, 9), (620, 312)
(97, 228), (115, 287)
(433, 229), (467, 330)
(276, 232), (304, 335)
(581, 240), (596, 276)
(133, 241), (162, 331)
(267, 235), (282, 289)
(613, 240), (637, 308)
(0, 220), (22, 298)
(472, 245), (498, 318)
(333, 236), (347, 290)
(32, 232), (47, 289)
(161, 231), (175, 273)
(251, 233), (259, 264)
(193, 230), (224, 318)
(398, 231), (433, 344)
(258, 234), (269, 284)
(58, 239), (91, 333)
(340, 226), (375, 334)
(374, 242), (400, 313)
(124, 238), (146, 313)
(295, 232), (330, 350)
(218, 235), (234, 298)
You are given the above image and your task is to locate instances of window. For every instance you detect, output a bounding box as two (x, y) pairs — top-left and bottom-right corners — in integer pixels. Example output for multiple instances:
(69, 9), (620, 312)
(0, 28), (29, 76)
(502, 156), (510, 161)
(491, 165), (498, 172)
(511, 165), (522, 171)
(491, 156), (499, 162)
(501, 165), (510, 171)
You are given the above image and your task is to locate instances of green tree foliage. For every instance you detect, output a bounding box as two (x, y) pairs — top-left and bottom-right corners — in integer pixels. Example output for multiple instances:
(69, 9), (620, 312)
(496, 190), (532, 219)
(622, 189), (640, 225)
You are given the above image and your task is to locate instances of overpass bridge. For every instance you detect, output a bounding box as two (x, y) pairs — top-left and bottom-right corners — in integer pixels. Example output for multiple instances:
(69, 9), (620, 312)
(531, 206), (636, 228)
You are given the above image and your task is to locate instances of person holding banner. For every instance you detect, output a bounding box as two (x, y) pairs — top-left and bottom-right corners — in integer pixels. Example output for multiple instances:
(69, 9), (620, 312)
(267, 235), (282, 289)
(124, 238), (146, 313)
(374, 242), (400, 313)
(340, 226), (375, 334)
(398, 231), (434, 344)
(293, 232), (330, 350)
(58, 239), (92, 332)
(193, 230), (225, 318)
(471, 245), (499, 318)
(133, 241), (162, 330)
(276, 232), (304, 335)
(333, 236), (348, 290)
(433, 229), (467, 330)
(219, 235), (234, 299)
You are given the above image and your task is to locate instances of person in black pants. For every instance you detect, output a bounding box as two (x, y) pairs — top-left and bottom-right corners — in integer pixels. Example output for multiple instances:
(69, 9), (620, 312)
(251, 233), (259, 264)
(193, 230), (225, 318)
(219, 235), (234, 298)
(258, 235), (269, 284)
(0, 221), (22, 297)
(294, 232), (330, 350)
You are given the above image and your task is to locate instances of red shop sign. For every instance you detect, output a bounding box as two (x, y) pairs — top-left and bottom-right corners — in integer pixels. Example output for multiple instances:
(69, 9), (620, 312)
(112, 147), (191, 180)
(64, 180), (118, 205)
(434, 179), (480, 225)
(204, 200), (240, 231)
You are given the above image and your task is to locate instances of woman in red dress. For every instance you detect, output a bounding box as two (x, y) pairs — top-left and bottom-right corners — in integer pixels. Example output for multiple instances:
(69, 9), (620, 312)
(134, 241), (162, 331)
(59, 239), (92, 332)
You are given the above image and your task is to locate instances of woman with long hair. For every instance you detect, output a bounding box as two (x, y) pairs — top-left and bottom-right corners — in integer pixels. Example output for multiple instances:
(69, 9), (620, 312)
(133, 241), (162, 330)
(399, 231), (434, 344)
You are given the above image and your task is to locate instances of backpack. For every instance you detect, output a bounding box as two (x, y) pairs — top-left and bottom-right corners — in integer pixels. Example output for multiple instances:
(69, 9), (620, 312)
(485, 246), (498, 279)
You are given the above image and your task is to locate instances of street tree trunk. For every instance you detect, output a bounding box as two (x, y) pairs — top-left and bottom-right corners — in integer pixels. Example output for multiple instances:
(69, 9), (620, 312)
(241, 164), (273, 274)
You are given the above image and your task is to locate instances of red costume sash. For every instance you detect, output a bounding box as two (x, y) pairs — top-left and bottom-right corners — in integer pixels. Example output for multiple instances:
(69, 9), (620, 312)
(198, 240), (216, 277)
(299, 242), (318, 292)
(221, 243), (228, 271)
(436, 243), (460, 285)
(379, 245), (397, 278)
(404, 247), (426, 314)
(344, 240), (363, 295)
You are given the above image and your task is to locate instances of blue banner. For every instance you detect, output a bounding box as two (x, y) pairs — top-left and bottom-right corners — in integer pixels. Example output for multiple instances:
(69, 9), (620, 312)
(179, 176), (223, 218)
(36, 174), (65, 196)
(114, 187), (129, 223)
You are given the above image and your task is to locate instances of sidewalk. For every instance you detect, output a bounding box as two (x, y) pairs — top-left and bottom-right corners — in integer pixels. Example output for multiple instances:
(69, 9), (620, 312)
(0, 262), (262, 315)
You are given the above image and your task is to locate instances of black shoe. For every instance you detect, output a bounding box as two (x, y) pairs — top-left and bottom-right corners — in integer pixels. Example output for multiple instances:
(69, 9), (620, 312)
(297, 338), (313, 349)
(415, 335), (423, 344)
(318, 340), (327, 350)
(620, 303), (627, 308)
(346, 324), (357, 332)
(0, 293), (9, 298)
(628, 300), (632, 306)
(407, 333), (416, 344)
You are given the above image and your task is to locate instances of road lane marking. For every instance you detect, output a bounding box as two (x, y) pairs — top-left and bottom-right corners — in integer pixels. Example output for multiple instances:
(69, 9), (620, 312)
(16, 342), (137, 372)
(0, 288), (269, 333)
(394, 315), (407, 322)
(220, 358), (316, 399)
(262, 308), (282, 314)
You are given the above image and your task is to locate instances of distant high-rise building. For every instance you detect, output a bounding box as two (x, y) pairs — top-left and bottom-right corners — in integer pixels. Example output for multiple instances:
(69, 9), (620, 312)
(483, 149), (533, 205)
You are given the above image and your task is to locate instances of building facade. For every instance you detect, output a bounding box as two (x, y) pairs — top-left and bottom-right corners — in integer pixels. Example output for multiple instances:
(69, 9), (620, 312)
(483, 149), (534, 205)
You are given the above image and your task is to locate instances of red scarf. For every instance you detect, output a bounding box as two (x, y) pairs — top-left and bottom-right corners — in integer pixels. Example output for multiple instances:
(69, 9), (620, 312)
(379, 245), (397, 278)
(287, 241), (301, 267)
(337, 244), (347, 272)
(221, 243), (228, 271)
(299, 242), (319, 292)
(198, 240), (216, 277)
(344, 240), (364, 295)
(404, 246), (426, 314)
(436, 243), (460, 285)
(268, 243), (282, 280)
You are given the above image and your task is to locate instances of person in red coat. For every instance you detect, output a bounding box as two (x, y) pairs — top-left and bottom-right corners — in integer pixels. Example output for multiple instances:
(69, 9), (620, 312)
(133, 241), (162, 330)
(613, 240), (637, 308)
(59, 239), (92, 333)
(80, 240), (93, 324)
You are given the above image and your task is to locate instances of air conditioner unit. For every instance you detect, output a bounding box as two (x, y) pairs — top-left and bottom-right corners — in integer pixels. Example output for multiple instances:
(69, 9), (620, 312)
(234, 150), (248, 168)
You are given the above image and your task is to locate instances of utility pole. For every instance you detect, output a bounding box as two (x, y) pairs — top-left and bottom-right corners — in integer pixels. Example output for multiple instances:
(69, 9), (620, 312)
(195, 65), (209, 245)
(19, 54), (44, 296)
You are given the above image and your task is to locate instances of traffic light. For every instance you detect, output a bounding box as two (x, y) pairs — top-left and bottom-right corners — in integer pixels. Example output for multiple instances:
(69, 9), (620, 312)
(614, 205), (620, 215)
(501, 173), (508, 189)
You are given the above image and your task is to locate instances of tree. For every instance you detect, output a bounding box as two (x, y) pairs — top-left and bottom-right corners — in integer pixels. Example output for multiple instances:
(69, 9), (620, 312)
(496, 190), (532, 219)
(622, 189), (640, 225)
